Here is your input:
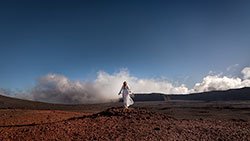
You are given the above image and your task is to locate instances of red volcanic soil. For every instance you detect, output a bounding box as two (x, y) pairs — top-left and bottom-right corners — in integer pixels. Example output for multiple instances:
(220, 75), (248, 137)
(0, 107), (250, 140)
(0, 109), (84, 126)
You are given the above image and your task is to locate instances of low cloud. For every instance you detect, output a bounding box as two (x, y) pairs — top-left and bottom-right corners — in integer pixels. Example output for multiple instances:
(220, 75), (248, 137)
(0, 88), (11, 96)
(24, 70), (189, 104)
(190, 75), (250, 93)
(242, 67), (250, 80)
(191, 66), (250, 93)
(2, 67), (250, 104)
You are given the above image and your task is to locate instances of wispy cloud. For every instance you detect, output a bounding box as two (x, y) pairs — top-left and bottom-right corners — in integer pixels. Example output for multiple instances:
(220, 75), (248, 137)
(226, 64), (239, 71)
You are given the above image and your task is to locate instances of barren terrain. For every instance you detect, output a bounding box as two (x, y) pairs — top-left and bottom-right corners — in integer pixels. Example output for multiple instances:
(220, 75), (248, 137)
(1, 94), (250, 140)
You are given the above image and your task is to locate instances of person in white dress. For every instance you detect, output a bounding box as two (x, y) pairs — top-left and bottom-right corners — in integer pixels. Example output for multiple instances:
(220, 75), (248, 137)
(118, 81), (134, 108)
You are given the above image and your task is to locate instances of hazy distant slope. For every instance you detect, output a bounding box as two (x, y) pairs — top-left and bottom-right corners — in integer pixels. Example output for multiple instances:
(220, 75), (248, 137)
(0, 94), (104, 111)
(0, 94), (67, 110)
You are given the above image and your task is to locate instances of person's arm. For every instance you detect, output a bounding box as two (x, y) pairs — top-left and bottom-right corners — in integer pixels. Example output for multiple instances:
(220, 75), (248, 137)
(127, 86), (134, 97)
(127, 86), (132, 94)
(118, 86), (123, 95)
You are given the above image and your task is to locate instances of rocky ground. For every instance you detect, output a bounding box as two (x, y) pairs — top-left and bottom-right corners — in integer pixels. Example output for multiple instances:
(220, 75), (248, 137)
(0, 107), (250, 140)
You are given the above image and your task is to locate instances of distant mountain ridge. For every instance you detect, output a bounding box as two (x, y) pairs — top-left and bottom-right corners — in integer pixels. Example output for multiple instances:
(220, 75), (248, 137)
(133, 87), (250, 101)
(1, 87), (250, 109)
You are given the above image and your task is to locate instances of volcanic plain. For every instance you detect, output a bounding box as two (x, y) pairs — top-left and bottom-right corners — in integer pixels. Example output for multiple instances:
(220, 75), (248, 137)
(0, 94), (250, 140)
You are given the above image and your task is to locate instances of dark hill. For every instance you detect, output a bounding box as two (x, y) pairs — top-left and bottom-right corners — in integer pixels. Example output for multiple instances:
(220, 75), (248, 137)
(134, 87), (250, 101)
(168, 87), (250, 101)
(132, 93), (165, 101)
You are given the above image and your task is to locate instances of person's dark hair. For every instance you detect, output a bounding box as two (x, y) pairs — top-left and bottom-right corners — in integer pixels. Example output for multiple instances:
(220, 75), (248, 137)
(123, 81), (127, 89)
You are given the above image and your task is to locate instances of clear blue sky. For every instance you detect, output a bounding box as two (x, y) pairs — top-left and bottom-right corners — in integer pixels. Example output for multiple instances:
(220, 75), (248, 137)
(0, 0), (250, 90)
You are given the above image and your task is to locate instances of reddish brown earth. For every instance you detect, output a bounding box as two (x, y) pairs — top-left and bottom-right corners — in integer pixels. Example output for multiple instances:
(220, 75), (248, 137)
(1, 94), (250, 140)
(0, 107), (250, 140)
(0, 109), (84, 126)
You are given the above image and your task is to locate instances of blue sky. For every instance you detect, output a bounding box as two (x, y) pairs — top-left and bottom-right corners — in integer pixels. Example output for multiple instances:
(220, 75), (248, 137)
(0, 0), (250, 90)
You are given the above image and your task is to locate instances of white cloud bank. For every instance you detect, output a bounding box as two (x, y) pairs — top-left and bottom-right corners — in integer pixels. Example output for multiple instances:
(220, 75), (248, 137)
(24, 70), (189, 104)
(2, 67), (250, 104)
(242, 67), (250, 80)
(191, 67), (250, 93)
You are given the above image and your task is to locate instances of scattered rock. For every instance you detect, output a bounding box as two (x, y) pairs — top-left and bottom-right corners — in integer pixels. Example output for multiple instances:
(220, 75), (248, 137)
(154, 127), (160, 130)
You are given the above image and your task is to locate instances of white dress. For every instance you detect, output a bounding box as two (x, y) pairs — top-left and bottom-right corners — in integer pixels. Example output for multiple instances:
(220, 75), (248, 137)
(119, 85), (134, 107)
